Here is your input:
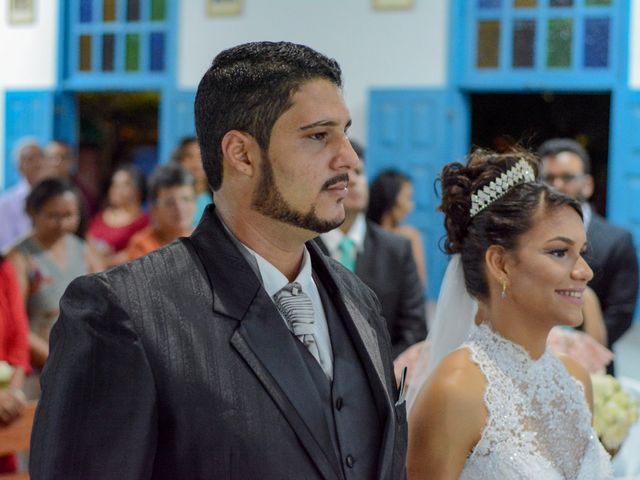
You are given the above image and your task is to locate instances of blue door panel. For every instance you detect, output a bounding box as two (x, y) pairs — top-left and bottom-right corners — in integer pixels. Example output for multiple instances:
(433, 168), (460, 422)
(158, 90), (196, 164)
(4, 91), (55, 190)
(607, 90), (640, 322)
(368, 89), (461, 300)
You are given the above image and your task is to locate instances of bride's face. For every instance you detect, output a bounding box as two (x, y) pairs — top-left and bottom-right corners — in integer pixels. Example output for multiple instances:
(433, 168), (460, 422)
(503, 205), (593, 328)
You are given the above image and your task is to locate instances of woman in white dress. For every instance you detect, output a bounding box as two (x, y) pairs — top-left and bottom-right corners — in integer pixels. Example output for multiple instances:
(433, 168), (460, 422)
(406, 149), (612, 479)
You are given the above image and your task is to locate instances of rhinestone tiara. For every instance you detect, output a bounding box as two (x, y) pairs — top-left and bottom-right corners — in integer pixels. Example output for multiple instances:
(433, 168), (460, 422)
(469, 159), (536, 218)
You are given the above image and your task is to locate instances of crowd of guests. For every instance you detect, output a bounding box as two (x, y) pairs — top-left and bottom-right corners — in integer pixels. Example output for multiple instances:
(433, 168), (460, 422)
(0, 128), (637, 475)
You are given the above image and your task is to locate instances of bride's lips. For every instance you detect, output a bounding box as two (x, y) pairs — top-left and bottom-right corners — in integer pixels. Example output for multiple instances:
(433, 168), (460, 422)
(556, 288), (585, 306)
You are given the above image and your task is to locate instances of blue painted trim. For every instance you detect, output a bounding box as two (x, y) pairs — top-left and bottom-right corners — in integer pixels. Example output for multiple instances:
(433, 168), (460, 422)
(3, 90), (56, 190)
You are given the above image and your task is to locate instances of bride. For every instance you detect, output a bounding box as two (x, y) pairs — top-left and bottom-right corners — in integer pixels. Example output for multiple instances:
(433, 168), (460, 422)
(406, 149), (612, 479)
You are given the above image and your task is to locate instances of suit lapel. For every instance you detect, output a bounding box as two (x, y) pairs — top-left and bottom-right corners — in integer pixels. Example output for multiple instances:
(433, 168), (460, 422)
(189, 208), (341, 480)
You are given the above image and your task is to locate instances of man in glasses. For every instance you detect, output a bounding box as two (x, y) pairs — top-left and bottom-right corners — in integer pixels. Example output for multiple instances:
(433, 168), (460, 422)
(539, 138), (638, 370)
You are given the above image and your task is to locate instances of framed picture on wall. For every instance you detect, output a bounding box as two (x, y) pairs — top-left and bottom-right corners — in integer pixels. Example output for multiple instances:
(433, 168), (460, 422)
(372, 0), (415, 10)
(8, 0), (35, 24)
(207, 0), (243, 17)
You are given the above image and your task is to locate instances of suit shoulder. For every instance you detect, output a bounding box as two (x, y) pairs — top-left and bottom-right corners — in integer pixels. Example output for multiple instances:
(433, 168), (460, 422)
(366, 221), (412, 251)
(590, 214), (633, 240)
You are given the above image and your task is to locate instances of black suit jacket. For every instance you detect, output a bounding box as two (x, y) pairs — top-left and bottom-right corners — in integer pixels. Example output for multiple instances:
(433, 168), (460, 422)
(29, 208), (407, 480)
(316, 222), (426, 358)
(586, 212), (639, 347)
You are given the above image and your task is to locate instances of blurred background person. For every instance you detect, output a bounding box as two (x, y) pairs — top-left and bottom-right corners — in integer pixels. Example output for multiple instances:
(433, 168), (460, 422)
(87, 165), (149, 267)
(0, 139), (57, 252)
(367, 169), (427, 287)
(0, 254), (30, 474)
(316, 140), (426, 358)
(539, 138), (638, 373)
(127, 164), (196, 260)
(45, 140), (101, 234)
(171, 137), (211, 227)
(6, 178), (102, 398)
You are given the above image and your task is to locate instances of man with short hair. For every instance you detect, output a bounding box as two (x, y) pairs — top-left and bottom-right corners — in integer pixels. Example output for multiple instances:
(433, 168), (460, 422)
(316, 141), (426, 358)
(539, 138), (639, 356)
(0, 139), (55, 251)
(126, 163), (196, 259)
(31, 42), (407, 479)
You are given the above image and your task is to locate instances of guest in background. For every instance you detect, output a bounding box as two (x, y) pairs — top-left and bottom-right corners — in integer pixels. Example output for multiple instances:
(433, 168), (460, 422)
(0, 254), (30, 473)
(316, 140), (426, 358)
(127, 164), (196, 260)
(0, 139), (57, 252)
(172, 137), (212, 227)
(7, 178), (101, 397)
(368, 169), (427, 287)
(87, 165), (149, 267)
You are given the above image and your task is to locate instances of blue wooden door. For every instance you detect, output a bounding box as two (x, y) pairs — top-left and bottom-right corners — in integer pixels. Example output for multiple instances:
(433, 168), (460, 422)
(4, 91), (55, 190)
(368, 89), (468, 300)
(608, 89), (640, 321)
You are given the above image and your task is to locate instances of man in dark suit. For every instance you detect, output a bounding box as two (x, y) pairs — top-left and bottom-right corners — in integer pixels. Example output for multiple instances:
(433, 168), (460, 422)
(315, 142), (426, 358)
(30, 42), (407, 479)
(539, 138), (639, 357)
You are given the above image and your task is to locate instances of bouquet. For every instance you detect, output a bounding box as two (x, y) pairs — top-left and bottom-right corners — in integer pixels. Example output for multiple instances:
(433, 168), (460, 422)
(592, 373), (640, 455)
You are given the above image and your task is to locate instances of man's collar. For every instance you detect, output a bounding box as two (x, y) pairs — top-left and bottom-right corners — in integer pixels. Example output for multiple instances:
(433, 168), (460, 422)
(320, 213), (367, 253)
(214, 208), (311, 298)
(581, 202), (592, 229)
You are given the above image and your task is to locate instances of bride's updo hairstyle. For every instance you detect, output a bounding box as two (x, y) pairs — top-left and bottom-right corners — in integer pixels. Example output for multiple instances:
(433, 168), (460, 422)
(439, 147), (582, 301)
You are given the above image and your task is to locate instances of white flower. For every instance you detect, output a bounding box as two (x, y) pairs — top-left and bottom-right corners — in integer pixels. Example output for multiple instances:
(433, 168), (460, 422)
(592, 373), (640, 453)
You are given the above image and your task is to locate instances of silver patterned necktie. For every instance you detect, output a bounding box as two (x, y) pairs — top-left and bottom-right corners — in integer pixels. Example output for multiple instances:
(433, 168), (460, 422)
(274, 282), (321, 365)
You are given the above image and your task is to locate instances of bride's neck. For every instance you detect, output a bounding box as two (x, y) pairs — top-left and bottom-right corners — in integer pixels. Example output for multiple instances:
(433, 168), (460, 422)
(482, 304), (550, 360)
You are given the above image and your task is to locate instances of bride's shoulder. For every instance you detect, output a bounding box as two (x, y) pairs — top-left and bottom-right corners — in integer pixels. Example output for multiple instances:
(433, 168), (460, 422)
(411, 347), (486, 426)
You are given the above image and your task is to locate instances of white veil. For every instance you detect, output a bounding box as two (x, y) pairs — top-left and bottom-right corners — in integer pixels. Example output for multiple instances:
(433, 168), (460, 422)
(405, 254), (478, 412)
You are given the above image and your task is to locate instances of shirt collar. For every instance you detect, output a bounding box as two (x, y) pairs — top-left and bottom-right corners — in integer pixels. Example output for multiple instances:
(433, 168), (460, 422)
(320, 213), (367, 254)
(214, 209), (312, 298)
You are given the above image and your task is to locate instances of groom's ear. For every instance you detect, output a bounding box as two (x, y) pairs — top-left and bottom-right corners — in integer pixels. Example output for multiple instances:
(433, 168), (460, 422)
(485, 245), (509, 286)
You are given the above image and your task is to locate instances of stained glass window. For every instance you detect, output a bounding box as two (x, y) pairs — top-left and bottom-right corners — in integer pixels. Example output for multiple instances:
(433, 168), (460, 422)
(103, 0), (116, 22)
(550, 0), (573, 6)
(547, 18), (572, 67)
(127, 0), (140, 22)
(584, 18), (609, 68)
(151, 0), (166, 21)
(513, 20), (535, 67)
(514, 0), (536, 7)
(150, 33), (165, 71)
(479, 0), (502, 8)
(79, 35), (92, 71)
(477, 21), (501, 68)
(586, 0), (611, 5)
(80, 0), (92, 23)
(126, 34), (140, 71)
(102, 34), (115, 71)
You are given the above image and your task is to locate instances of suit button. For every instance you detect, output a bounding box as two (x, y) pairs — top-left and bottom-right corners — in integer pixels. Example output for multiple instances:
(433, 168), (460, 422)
(335, 397), (343, 410)
(345, 455), (354, 468)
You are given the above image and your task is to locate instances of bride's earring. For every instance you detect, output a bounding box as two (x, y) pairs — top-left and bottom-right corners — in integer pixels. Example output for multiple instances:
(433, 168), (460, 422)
(501, 278), (508, 300)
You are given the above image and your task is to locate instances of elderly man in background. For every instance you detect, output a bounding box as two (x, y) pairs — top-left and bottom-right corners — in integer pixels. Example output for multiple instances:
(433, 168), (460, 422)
(0, 139), (57, 252)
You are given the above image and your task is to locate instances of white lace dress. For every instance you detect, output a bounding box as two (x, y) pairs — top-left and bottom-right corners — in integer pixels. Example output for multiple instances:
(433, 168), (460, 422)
(459, 324), (612, 480)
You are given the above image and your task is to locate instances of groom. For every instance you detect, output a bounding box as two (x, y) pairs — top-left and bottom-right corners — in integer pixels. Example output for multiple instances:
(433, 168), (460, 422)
(29, 42), (407, 479)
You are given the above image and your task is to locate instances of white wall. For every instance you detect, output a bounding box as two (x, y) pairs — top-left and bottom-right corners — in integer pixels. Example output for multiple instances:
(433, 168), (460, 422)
(0, 0), (58, 189)
(178, 0), (449, 144)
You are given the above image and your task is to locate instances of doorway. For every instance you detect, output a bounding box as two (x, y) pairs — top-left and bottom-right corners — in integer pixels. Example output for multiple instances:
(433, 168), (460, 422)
(77, 92), (160, 204)
(470, 93), (611, 215)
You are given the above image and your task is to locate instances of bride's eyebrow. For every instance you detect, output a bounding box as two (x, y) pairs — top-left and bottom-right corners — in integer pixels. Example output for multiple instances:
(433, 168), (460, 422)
(544, 236), (575, 245)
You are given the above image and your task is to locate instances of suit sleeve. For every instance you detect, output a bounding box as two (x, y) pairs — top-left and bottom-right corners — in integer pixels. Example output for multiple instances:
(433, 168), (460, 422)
(30, 274), (158, 480)
(601, 231), (639, 346)
(390, 239), (427, 358)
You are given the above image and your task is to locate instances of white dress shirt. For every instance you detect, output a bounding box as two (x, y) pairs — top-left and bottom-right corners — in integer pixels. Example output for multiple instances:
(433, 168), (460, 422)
(319, 212), (367, 264)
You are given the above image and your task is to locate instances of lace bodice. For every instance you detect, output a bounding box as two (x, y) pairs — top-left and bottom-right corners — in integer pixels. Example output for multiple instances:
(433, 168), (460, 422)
(459, 324), (612, 480)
